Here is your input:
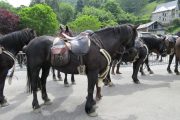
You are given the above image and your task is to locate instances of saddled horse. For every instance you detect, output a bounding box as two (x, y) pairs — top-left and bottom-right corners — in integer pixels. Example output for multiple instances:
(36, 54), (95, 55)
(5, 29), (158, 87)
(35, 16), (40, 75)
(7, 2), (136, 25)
(52, 26), (75, 86)
(0, 28), (36, 107)
(139, 36), (167, 75)
(25, 24), (138, 116)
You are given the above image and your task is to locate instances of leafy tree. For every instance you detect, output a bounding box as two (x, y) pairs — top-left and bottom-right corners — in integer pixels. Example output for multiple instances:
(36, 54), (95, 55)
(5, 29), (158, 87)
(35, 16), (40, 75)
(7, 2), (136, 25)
(82, 0), (107, 8)
(76, 0), (84, 13)
(78, 6), (117, 27)
(67, 15), (101, 33)
(103, 0), (137, 24)
(17, 4), (59, 35)
(58, 2), (75, 25)
(119, 0), (148, 14)
(0, 8), (19, 34)
(0, 1), (16, 12)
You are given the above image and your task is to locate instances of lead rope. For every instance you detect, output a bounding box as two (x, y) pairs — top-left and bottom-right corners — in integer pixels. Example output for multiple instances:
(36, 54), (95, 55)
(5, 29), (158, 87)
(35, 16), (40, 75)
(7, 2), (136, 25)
(3, 50), (16, 85)
(98, 49), (111, 87)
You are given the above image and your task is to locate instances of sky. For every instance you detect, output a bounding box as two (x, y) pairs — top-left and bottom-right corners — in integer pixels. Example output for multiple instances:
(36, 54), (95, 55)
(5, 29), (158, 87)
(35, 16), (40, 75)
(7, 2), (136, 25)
(5, 0), (31, 7)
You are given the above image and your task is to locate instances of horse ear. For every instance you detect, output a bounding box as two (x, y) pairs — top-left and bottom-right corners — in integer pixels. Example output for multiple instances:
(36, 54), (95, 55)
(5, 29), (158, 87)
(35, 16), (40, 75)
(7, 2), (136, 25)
(59, 25), (63, 30)
(133, 24), (140, 30)
(65, 26), (69, 32)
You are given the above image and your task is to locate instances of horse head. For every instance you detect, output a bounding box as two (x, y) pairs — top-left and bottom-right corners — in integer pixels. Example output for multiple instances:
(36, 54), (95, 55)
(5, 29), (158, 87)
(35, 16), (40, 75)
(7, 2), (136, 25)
(59, 25), (73, 38)
(22, 28), (37, 45)
(158, 37), (168, 57)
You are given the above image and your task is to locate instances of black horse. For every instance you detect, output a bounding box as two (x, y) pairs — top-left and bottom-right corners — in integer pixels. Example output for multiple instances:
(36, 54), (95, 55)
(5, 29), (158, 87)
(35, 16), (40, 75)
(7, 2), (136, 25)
(52, 26), (75, 86)
(139, 36), (167, 75)
(0, 28), (36, 107)
(25, 24), (138, 116)
(165, 35), (179, 75)
(104, 37), (148, 88)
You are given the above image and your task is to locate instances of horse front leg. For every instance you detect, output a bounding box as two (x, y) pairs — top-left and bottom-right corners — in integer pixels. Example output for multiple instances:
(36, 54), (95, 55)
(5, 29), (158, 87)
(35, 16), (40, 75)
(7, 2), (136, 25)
(167, 54), (174, 73)
(95, 82), (102, 101)
(0, 70), (9, 107)
(139, 63), (145, 76)
(41, 65), (51, 105)
(71, 74), (75, 85)
(85, 70), (98, 117)
(174, 56), (179, 75)
(64, 73), (69, 87)
(52, 68), (57, 81)
(145, 57), (154, 74)
(57, 70), (62, 81)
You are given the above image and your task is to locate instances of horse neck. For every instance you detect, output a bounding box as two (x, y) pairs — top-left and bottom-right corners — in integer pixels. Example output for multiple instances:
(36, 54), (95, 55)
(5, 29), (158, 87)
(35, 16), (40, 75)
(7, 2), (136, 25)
(143, 37), (160, 51)
(94, 29), (121, 56)
(0, 35), (23, 55)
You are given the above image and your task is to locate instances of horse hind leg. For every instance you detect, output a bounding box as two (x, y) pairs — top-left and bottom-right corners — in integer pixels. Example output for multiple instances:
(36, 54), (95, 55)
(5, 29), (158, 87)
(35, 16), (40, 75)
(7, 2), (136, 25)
(52, 68), (57, 81)
(0, 70), (9, 107)
(41, 65), (51, 105)
(57, 70), (62, 81)
(64, 73), (70, 87)
(71, 74), (76, 85)
(174, 56), (180, 75)
(27, 65), (41, 112)
(167, 54), (174, 73)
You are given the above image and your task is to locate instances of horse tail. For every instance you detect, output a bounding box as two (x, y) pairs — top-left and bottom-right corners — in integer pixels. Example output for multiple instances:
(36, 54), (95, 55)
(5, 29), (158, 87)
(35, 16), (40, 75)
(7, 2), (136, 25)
(26, 59), (32, 93)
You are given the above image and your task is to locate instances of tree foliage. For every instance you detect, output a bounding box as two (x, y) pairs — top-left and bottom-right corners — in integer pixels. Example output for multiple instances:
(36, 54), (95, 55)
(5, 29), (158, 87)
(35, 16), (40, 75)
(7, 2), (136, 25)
(78, 6), (117, 27)
(58, 2), (75, 24)
(0, 1), (16, 12)
(0, 8), (19, 34)
(17, 4), (59, 35)
(67, 15), (101, 33)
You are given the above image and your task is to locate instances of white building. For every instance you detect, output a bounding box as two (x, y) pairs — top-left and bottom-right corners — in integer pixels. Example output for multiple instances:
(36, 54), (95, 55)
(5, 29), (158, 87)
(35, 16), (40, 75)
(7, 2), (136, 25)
(152, 0), (180, 24)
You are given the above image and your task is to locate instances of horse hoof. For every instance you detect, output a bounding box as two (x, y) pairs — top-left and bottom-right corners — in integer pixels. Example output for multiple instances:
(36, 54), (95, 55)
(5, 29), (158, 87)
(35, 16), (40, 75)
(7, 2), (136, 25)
(175, 72), (180, 75)
(92, 104), (98, 109)
(72, 82), (76, 85)
(64, 84), (70, 87)
(58, 78), (63, 81)
(44, 100), (52, 105)
(96, 96), (102, 101)
(0, 101), (9, 107)
(108, 82), (114, 87)
(33, 108), (41, 113)
(149, 71), (154, 74)
(116, 72), (122, 74)
(167, 70), (172, 74)
(111, 72), (115, 75)
(133, 80), (140, 84)
(88, 111), (98, 117)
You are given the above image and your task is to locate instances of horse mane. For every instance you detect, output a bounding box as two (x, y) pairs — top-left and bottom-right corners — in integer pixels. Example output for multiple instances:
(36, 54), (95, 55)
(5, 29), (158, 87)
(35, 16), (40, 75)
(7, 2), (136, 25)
(0, 28), (35, 54)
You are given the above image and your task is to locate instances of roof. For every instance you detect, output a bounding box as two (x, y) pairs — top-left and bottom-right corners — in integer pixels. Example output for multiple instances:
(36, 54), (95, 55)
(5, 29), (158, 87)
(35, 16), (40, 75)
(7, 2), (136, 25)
(152, 0), (178, 13)
(137, 21), (156, 29)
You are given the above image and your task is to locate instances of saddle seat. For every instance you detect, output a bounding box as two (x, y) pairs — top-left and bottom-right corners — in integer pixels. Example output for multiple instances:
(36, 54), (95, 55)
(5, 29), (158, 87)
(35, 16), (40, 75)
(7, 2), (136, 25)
(51, 32), (91, 67)
(62, 32), (91, 55)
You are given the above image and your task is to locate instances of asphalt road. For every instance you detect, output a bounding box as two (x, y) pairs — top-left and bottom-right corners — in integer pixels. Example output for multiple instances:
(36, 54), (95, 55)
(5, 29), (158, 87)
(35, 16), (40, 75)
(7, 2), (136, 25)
(0, 64), (180, 120)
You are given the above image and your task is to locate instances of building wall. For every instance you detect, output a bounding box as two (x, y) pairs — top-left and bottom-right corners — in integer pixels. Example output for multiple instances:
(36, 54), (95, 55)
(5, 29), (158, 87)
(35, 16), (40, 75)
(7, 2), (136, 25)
(152, 7), (179, 24)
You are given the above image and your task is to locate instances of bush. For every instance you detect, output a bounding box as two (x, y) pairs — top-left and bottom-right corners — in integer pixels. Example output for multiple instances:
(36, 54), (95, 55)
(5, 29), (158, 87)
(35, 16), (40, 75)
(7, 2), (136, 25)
(17, 4), (59, 35)
(0, 9), (19, 34)
(67, 15), (101, 33)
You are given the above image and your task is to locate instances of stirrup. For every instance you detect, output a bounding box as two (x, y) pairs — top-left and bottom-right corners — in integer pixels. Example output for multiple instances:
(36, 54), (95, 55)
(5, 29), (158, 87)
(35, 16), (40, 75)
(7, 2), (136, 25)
(77, 65), (86, 75)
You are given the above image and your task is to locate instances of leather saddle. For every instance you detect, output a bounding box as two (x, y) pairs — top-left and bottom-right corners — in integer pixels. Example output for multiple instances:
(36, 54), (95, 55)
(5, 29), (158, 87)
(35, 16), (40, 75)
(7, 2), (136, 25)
(62, 32), (91, 55)
(51, 32), (91, 67)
